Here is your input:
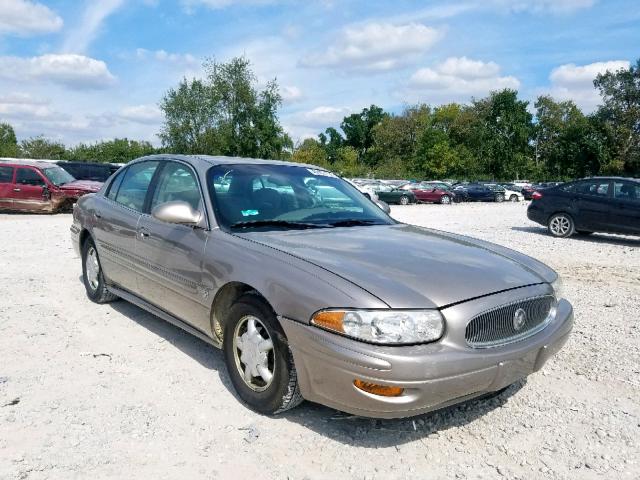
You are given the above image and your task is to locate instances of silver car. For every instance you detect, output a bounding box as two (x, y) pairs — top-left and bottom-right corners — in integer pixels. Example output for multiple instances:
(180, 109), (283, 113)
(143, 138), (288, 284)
(71, 155), (573, 418)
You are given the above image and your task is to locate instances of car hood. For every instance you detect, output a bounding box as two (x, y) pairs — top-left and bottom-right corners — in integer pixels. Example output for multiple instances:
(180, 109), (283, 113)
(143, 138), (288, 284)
(236, 224), (555, 308)
(59, 180), (103, 192)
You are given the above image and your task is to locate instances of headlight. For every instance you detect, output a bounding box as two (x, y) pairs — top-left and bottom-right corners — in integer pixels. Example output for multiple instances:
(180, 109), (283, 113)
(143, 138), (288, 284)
(311, 309), (444, 345)
(551, 275), (564, 299)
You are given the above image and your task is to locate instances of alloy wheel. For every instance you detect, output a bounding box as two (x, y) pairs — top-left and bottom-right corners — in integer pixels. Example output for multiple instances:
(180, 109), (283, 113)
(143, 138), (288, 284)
(441, 195), (451, 204)
(549, 215), (572, 237)
(400, 196), (409, 205)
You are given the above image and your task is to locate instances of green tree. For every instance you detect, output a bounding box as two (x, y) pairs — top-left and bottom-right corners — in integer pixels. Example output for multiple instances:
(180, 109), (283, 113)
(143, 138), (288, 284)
(593, 59), (640, 174)
(332, 146), (367, 177)
(159, 57), (291, 159)
(0, 123), (19, 157)
(340, 105), (389, 163)
(19, 136), (67, 159)
(67, 138), (156, 163)
(291, 138), (330, 169)
(318, 127), (343, 163)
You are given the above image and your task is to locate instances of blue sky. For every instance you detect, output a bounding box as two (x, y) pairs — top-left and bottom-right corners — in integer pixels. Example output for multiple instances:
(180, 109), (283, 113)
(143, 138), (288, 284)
(0, 0), (638, 146)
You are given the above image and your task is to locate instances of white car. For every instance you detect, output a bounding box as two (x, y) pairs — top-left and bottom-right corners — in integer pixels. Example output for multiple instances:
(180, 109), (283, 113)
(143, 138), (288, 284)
(502, 188), (525, 202)
(347, 180), (379, 202)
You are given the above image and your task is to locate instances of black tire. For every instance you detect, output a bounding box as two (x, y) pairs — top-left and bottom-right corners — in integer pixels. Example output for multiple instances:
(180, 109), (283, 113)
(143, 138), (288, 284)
(440, 195), (451, 205)
(223, 294), (303, 415)
(495, 193), (505, 203)
(399, 195), (409, 205)
(548, 213), (575, 238)
(82, 237), (118, 303)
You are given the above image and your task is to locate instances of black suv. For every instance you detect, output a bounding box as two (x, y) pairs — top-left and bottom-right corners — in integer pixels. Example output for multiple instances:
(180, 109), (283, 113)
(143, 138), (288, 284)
(57, 161), (121, 182)
(527, 177), (640, 237)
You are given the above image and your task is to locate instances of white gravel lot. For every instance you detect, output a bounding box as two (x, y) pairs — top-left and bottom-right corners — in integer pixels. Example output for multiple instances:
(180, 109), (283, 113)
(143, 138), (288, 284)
(0, 202), (638, 480)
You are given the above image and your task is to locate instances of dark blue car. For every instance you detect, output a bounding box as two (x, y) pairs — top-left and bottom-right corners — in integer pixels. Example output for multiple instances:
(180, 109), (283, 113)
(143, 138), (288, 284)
(527, 177), (640, 237)
(453, 184), (505, 202)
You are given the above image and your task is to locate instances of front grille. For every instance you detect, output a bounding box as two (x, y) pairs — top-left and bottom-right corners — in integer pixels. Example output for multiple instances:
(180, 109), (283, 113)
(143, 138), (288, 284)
(465, 295), (556, 348)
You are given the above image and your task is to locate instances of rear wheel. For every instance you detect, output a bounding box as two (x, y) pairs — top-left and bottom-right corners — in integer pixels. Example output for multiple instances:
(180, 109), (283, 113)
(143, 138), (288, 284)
(495, 193), (505, 203)
(399, 195), (409, 205)
(82, 238), (118, 303)
(223, 294), (303, 415)
(548, 213), (575, 238)
(509, 194), (519, 202)
(440, 195), (451, 205)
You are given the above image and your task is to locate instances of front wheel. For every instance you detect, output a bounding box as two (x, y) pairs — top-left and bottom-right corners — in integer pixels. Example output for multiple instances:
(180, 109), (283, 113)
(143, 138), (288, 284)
(223, 295), (303, 415)
(399, 195), (410, 205)
(509, 194), (519, 202)
(440, 195), (451, 205)
(495, 194), (505, 203)
(82, 238), (118, 303)
(548, 213), (575, 238)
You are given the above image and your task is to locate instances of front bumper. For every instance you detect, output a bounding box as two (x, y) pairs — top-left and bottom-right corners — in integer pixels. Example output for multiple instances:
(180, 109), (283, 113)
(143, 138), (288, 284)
(282, 287), (573, 418)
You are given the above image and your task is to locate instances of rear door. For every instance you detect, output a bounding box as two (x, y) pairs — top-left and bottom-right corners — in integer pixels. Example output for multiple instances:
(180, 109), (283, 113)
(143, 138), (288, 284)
(574, 179), (613, 231)
(13, 167), (51, 212)
(0, 166), (15, 210)
(91, 160), (160, 292)
(135, 161), (210, 331)
(612, 180), (640, 234)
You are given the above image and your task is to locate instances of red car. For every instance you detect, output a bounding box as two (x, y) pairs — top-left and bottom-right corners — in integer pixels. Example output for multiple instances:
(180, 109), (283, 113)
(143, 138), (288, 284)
(0, 159), (103, 213)
(403, 184), (455, 204)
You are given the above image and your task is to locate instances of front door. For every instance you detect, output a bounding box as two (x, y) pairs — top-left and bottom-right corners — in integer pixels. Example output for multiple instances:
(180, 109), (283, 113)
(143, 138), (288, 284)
(0, 166), (14, 210)
(135, 161), (210, 332)
(13, 167), (51, 212)
(92, 161), (160, 292)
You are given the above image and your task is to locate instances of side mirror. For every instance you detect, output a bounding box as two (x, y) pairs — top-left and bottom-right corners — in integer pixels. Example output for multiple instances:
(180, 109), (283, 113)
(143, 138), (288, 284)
(152, 201), (202, 226)
(375, 199), (391, 214)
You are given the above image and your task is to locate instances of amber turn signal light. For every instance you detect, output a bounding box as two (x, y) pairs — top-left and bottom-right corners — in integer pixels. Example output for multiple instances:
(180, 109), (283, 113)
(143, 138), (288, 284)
(312, 311), (345, 333)
(353, 379), (404, 397)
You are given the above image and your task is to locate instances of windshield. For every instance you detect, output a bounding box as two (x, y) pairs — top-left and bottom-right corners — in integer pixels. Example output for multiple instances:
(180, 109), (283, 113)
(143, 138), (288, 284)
(43, 167), (75, 186)
(207, 164), (394, 230)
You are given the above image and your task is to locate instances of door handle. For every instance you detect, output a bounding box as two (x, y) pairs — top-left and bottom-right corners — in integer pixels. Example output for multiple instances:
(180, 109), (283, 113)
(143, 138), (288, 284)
(95, 211), (102, 219)
(13, 188), (20, 192)
(138, 228), (150, 239)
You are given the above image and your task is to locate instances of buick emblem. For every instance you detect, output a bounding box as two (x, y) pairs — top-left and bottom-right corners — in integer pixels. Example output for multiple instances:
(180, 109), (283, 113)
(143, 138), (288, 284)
(513, 308), (527, 331)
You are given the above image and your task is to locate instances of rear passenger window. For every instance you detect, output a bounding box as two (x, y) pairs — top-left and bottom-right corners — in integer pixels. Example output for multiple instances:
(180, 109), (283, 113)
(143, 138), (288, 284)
(114, 161), (159, 212)
(16, 168), (46, 186)
(614, 182), (640, 202)
(0, 166), (13, 183)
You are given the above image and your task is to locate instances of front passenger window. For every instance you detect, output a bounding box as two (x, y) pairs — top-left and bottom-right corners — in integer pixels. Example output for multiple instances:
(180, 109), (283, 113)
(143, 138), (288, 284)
(150, 162), (201, 211)
(114, 161), (159, 212)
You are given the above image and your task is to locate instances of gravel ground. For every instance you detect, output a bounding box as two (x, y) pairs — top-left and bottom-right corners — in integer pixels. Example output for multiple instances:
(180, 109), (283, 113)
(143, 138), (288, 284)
(0, 202), (638, 480)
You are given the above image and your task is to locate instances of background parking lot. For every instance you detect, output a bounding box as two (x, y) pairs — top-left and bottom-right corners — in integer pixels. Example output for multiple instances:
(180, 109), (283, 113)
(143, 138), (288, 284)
(0, 202), (638, 479)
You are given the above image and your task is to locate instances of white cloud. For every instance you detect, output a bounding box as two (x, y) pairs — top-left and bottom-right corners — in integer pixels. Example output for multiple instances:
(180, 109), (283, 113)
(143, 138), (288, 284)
(408, 57), (520, 98)
(0, 54), (117, 89)
(301, 22), (442, 72)
(281, 85), (303, 104)
(182, 0), (278, 10)
(135, 48), (198, 66)
(0, 0), (62, 36)
(294, 106), (351, 129)
(490, 0), (596, 14)
(62, 0), (125, 53)
(547, 60), (630, 111)
(0, 92), (55, 121)
(119, 104), (162, 124)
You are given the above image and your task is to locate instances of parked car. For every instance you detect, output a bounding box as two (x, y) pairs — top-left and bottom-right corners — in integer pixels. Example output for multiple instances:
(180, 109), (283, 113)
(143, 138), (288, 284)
(492, 184), (525, 202)
(346, 179), (379, 202)
(0, 159), (102, 213)
(374, 184), (417, 205)
(527, 177), (640, 238)
(72, 154), (573, 418)
(521, 185), (537, 200)
(57, 161), (121, 182)
(404, 184), (455, 204)
(454, 183), (506, 202)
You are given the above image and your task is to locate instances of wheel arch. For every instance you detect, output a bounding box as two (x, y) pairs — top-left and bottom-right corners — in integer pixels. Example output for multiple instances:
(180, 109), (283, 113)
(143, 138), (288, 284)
(210, 281), (275, 343)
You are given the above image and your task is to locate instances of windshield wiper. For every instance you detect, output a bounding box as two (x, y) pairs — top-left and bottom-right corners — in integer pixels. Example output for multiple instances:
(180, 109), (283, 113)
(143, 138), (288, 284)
(327, 219), (386, 227)
(230, 220), (329, 230)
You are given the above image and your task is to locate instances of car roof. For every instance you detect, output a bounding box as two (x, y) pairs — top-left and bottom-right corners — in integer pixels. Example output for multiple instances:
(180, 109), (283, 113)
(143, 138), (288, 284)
(0, 158), (59, 168)
(131, 154), (322, 171)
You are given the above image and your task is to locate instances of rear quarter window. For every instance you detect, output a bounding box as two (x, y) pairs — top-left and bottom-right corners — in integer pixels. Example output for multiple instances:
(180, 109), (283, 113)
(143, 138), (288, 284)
(0, 166), (13, 183)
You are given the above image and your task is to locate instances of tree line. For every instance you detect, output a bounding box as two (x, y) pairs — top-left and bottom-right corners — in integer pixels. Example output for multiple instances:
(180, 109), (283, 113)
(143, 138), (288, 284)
(1, 57), (638, 181)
